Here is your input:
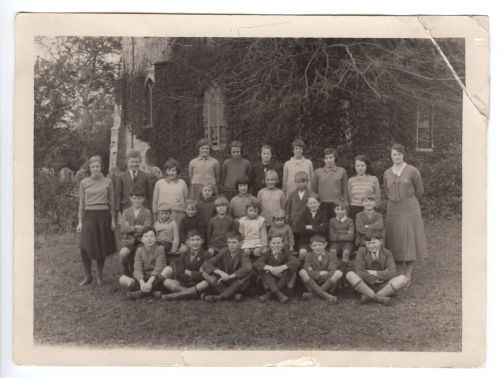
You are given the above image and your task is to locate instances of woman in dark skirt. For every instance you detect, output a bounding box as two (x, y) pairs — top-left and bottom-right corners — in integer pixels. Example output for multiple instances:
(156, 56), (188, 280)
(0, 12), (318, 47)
(383, 144), (428, 283)
(77, 156), (116, 285)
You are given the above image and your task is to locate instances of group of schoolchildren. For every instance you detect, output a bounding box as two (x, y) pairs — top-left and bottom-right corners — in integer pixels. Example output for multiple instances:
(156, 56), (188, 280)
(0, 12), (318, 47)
(117, 138), (408, 305)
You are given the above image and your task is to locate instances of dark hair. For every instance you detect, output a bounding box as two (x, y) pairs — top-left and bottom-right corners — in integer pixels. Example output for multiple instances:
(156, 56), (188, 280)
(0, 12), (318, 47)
(163, 158), (181, 175)
(226, 232), (243, 242)
(294, 171), (309, 183)
(129, 187), (145, 197)
(391, 143), (406, 156)
(234, 175), (250, 190)
(140, 226), (156, 237)
(261, 144), (273, 153)
(196, 138), (210, 151)
(246, 199), (261, 213)
(364, 229), (383, 241)
(323, 148), (339, 160)
(310, 234), (327, 244)
(354, 154), (370, 170)
(229, 140), (243, 151)
(187, 229), (203, 240)
(291, 138), (305, 150)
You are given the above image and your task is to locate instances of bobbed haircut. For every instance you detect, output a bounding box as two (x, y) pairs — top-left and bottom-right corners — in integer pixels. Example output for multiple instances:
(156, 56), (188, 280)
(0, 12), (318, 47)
(245, 199), (261, 213)
(391, 143), (406, 156)
(323, 147), (339, 160)
(196, 138), (211, 151)
(291, 138), (305, 150)
(265, 169), (279, 184)
(163, 158), (181, 175)
(234, 175), (250, 190)
(354, 154), (371, 168)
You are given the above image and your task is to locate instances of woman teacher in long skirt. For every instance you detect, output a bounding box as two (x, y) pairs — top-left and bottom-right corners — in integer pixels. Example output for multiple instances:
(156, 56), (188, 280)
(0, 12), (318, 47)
(77, 155), (116, 285)
(383, 144), (428, 282)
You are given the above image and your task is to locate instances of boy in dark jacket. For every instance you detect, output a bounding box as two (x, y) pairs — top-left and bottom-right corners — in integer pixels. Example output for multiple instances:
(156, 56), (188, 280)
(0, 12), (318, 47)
(161, 230), (211, 300)
(254, 235), (300, 303)
(346, 230), (408, 305)
(201, 232), (253, 302)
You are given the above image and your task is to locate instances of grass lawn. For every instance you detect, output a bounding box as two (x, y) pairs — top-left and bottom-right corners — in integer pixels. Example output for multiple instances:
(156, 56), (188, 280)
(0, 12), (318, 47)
(34, 216), (461, 351)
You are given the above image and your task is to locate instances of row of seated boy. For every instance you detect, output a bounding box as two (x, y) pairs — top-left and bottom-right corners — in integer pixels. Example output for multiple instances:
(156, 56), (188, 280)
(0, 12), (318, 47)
(118, 224), (407, 305)
(118, 185), (385, 278)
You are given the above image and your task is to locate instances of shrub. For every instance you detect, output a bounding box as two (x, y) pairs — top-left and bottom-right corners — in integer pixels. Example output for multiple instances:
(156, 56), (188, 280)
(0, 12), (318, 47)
(34, 172), (79, 234)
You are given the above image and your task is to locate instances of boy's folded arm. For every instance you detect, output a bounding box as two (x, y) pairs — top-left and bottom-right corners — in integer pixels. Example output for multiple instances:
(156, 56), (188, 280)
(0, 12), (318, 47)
(286, 254), (300, 271)
(234, 254), (252, 277)
(253, 253), (268, 271)
(355, 253), (377, 285)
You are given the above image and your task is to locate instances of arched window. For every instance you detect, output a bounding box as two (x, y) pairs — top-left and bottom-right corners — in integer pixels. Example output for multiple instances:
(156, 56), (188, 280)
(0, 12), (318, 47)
(143, 78), (154, 127)
(203, 85), (227, 151)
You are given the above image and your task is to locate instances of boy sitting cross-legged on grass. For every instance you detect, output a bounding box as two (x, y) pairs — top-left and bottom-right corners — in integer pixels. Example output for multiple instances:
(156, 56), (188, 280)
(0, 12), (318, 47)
(201, 232), (253, 302)
(299, 234), (343, 303)
(118, 227), (170, 300)
(160, 230), (211, 300)
(254, 235), (300, 303)
(118, 188), (153, 277)
(346, 230), (408, 305)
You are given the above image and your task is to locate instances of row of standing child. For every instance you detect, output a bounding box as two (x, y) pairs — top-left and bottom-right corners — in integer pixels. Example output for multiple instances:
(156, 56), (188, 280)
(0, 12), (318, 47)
(77, 139), (427, 303)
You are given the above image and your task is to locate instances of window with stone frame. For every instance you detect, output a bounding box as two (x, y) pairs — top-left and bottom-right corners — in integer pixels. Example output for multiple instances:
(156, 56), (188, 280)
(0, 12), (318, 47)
(416, 103), (434, 152)
(143, 78), (154, 127)
(203, 85), (227, 151)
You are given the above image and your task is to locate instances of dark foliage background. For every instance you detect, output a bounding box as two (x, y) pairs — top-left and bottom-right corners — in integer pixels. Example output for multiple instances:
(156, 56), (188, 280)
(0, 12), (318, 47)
(126, 37), (464, 217)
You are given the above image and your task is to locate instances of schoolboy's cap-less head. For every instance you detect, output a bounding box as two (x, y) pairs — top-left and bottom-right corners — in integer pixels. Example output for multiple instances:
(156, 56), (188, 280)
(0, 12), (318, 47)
(129, 187), (145, 197)
(362, 190), (376, 201)
(273, 209), (286, 220)
(365, 229), (383, 241)
(158, 203), (172, 212)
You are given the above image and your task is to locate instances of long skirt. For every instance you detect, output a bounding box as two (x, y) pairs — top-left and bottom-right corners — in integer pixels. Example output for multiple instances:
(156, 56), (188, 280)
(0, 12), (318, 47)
(385, 197), (428, 262)
(80, 210), (117, 260)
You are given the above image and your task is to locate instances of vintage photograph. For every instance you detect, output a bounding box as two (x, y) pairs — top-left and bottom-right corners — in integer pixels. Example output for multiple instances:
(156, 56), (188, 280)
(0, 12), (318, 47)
(14, 14), (488, 366)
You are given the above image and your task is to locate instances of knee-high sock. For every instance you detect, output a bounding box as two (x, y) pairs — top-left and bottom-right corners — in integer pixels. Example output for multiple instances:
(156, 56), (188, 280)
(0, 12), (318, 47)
(321, 270), (343, 292)
(377, 275), (408, 297)
(304, 278), (331, 300)
(166, 281), (209, 299)
(220, 280), (243, 300)
(260, 272), (279, 293)
(346, 272), (376, 298)
(202, 272), (227, 293)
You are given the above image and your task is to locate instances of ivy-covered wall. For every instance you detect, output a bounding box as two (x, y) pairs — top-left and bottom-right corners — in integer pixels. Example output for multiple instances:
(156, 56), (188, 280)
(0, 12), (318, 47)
(120, 37), (464, 216)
